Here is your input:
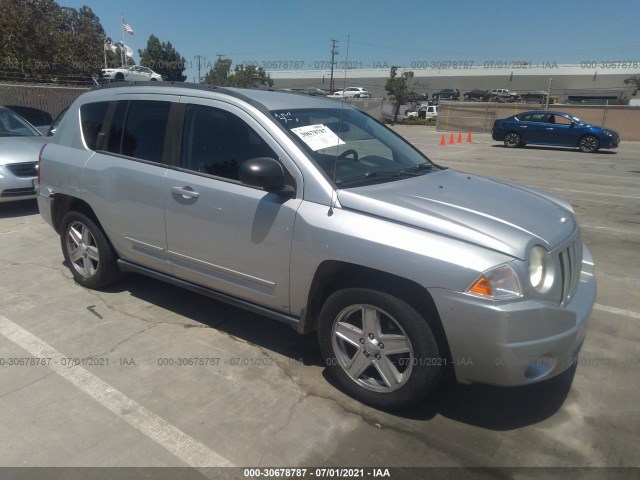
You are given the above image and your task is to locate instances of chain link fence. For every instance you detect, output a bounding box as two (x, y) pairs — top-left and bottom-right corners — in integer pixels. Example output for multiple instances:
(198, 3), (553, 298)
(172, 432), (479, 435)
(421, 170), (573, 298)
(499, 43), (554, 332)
(436, 101), (640, 141)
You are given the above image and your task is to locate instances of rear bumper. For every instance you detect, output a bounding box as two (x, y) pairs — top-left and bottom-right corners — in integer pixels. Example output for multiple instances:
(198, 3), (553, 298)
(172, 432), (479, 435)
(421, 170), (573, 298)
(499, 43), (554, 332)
(431, 245), (596, 386)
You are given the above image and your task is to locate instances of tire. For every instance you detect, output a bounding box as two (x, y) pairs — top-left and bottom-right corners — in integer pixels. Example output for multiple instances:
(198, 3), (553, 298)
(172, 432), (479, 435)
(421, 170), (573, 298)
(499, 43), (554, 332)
(578, 135), (599, 153)
(504, 132), (521, 148)
(150, 78), (158, 81)
(114, 73), (124, 82)
(318, 288), (443, 410)
(60, 211), (122, 289)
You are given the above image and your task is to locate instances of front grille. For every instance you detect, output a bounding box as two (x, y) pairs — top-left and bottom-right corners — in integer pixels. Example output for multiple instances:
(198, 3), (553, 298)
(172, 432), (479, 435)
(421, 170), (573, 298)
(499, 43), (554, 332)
(5, 162), (38, 178)
(1, 187), (36, 198)
(558, 236), (583, 305)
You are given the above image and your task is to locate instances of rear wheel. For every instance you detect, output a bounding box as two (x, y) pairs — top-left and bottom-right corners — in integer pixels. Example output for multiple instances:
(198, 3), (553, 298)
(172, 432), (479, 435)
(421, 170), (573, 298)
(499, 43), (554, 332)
(114, 72), (124, 82)
(578, 135), (599, 153)
(60, 211), (122, 289)
(318, 288), (443, 410)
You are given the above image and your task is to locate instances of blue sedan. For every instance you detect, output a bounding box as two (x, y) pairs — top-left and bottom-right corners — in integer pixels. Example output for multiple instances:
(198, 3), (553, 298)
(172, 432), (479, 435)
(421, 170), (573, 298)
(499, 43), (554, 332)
(492, 110), (619, 153)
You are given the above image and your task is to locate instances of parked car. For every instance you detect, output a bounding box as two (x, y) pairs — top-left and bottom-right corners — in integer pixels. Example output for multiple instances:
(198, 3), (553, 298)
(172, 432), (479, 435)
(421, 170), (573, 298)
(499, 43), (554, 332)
(328, 87), (371, 99)
(463, 90), (490, 101)
(0, 106), (48, 202)
(100, 65), (163, 82)
(434, 89), (460, 100)
(302, 88), (328, 96)
(417, 105), (438, 118)
(489, 88), (520, 102)
(521, 90), (549, 103)
(492, 110), (620, 152)
(38, 84), (595, 410)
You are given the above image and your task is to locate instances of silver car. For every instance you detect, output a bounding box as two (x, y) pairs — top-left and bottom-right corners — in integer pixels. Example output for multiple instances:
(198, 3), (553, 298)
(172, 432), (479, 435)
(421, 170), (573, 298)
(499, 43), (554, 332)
(37, 84), (596, 410)
(0, 106), (47, 203)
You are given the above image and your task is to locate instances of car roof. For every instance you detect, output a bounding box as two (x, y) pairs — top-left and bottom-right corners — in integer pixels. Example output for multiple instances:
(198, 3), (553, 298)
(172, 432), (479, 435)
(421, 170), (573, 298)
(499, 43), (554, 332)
(85, 82), (349, 111)
(516, 110), (572, 116)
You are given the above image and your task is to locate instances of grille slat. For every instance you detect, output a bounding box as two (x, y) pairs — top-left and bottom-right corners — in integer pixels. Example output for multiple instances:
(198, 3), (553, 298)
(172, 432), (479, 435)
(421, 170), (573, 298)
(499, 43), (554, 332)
(559, 236), (582, 305)
(4, 162), (38, 178)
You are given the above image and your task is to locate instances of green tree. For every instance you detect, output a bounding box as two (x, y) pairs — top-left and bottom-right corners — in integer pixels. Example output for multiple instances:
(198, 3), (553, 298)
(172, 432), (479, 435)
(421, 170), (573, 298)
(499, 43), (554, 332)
(385, 66), (415, 124)
(202, 59), (272, 88)
(202, 58), (233, 86)
(0, 0), (109, 83)
(138, 34), (187, 82)
(231, 64), (273, 88)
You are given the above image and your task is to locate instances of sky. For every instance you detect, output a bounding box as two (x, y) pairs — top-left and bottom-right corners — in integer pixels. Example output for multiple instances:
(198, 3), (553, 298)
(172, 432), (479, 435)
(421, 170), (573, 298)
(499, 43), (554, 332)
(58, 0), (640, 83)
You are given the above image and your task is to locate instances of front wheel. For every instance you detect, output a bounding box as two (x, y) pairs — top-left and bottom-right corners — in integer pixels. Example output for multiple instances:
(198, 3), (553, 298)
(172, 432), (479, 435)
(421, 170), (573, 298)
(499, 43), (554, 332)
(60, 211), (122, 289)
(318, 288), (443, 410)
(578, 135), (599, 153)
(504, 132), (521, 148)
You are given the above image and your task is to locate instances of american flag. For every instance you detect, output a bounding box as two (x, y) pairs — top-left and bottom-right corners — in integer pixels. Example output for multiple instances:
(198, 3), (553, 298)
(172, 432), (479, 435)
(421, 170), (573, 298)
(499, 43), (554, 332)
(123, 23), (134, 35)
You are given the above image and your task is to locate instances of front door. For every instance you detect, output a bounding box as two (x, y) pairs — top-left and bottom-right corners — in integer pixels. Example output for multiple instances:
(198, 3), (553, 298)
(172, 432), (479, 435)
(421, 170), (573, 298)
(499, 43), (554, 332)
(163, 100), (301, 313)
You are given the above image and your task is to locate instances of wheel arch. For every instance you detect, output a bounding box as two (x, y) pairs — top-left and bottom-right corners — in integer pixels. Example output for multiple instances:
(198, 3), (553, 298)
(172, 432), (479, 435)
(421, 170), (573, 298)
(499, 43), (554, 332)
(51, 194), (101, 234)
(300, 260), (452, 362)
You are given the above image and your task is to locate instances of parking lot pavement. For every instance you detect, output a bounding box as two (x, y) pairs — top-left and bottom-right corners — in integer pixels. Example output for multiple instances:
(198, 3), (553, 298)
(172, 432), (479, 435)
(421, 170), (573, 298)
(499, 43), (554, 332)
(0, 131), (639, 472)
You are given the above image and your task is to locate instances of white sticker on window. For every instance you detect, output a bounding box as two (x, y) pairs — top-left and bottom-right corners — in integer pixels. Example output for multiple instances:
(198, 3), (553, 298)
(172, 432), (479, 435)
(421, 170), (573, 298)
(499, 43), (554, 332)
(290, 124), (345, 151)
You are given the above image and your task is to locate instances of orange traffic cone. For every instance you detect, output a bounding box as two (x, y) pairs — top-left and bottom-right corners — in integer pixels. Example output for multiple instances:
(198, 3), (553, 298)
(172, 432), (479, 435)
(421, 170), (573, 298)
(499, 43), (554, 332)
(448, 133), (455, 144)
(439, 134), (446, 146)
(466, 132), (473, 143)
(456, 133), (462, 144)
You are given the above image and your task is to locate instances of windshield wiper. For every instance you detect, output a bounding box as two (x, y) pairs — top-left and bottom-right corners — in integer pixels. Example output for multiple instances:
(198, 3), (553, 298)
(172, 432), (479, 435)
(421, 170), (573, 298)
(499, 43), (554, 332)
(400, 162), (436, 174)
(336, 169), (421, 185)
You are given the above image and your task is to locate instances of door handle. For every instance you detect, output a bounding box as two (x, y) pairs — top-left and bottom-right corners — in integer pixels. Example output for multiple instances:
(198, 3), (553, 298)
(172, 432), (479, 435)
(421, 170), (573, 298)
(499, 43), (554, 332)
(546, 127), (554, 130)
(171, 186), (199, 199)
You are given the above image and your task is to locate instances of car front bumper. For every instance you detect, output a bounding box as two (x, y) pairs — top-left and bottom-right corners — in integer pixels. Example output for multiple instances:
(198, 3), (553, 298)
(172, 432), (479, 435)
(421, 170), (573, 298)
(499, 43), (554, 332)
(430, 244), (596, 386)
(0, 166), (37, 202)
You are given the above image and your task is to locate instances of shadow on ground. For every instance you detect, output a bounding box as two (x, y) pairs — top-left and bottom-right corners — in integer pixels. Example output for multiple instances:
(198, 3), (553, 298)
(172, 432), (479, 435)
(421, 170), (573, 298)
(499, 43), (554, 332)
(103, 272), (575, 431)
(491, 144), (616, 154)
(0, 199), (39, 218)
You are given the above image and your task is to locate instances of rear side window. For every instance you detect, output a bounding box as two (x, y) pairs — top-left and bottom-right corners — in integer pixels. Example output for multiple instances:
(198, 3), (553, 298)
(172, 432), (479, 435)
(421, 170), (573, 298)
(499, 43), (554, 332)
(80, 102), (109, 150)
(107, 100), (171, 163)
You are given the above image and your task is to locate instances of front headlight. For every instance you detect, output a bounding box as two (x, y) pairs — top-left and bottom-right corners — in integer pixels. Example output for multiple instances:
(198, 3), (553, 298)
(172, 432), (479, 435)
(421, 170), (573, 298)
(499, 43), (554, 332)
(466, 264), (522, 300)
(528, 245), (554, 291)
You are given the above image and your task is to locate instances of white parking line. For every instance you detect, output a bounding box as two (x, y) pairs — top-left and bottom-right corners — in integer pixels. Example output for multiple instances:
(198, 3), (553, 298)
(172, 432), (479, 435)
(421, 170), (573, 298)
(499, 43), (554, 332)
(0, 313), (235, 468)
(593, 304), (640, 320)
(0, 224), (49, 236)
(581, 224), (640, 236)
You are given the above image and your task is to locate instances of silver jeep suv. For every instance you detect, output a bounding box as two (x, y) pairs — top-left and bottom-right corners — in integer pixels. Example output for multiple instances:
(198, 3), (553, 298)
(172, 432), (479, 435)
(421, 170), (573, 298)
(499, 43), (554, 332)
(37, 83), (596, 410)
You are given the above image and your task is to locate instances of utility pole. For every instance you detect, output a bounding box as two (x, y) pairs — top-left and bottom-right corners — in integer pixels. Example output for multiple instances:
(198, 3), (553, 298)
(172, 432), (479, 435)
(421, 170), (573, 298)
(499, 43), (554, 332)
(194, 55), (206, 83)
(329, 39), (338, 92)
(545, 77), (553, 110)
(216, 53), (225, 61)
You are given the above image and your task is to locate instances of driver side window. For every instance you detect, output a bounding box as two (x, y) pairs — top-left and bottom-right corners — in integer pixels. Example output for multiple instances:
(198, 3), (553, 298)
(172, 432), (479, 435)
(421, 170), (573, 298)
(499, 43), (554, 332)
(180, 104), (277, 181)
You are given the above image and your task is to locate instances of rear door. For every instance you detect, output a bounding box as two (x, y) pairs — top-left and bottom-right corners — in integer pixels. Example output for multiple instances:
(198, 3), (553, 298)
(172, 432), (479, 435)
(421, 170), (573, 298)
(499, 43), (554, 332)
(515, 112), (548, 143)
(163, 98), (301, 312)
(81, 97), (175, 274)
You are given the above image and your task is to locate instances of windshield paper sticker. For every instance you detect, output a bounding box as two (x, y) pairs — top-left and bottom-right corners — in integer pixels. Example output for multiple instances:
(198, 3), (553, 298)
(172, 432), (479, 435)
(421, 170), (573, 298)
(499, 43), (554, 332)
(291, 124), (345, 151)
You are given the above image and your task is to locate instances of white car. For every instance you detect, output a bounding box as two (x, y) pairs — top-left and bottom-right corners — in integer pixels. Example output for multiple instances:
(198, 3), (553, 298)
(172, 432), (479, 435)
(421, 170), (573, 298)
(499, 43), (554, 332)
(407, 105), (438, 119)
(327, 87), (371, 99)
(100, 65), (163, 82)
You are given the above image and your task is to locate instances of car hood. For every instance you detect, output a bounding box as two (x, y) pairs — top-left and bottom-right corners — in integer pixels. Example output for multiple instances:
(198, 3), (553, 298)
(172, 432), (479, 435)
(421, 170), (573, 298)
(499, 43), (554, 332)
(0, 135), (48, 166)
(337, 169), (576, 259)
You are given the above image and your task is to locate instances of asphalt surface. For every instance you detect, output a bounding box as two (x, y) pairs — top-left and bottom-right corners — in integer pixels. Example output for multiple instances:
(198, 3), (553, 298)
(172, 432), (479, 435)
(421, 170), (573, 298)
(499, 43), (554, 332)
(0, 128), (638, 477)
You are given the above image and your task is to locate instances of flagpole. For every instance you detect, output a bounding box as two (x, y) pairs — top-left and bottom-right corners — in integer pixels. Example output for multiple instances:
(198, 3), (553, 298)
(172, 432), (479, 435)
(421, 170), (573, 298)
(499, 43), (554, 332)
(121, 12), (126, 67)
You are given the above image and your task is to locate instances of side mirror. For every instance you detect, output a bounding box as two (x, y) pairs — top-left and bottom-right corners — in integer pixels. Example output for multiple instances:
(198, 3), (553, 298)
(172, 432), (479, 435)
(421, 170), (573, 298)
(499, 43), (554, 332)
(239, 157), (293, 195)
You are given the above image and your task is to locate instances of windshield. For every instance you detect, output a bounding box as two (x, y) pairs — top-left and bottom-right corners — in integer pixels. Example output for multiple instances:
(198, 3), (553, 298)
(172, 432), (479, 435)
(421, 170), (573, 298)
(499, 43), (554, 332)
(0, 107), (41, 137)
(272, 107), (436, 186)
